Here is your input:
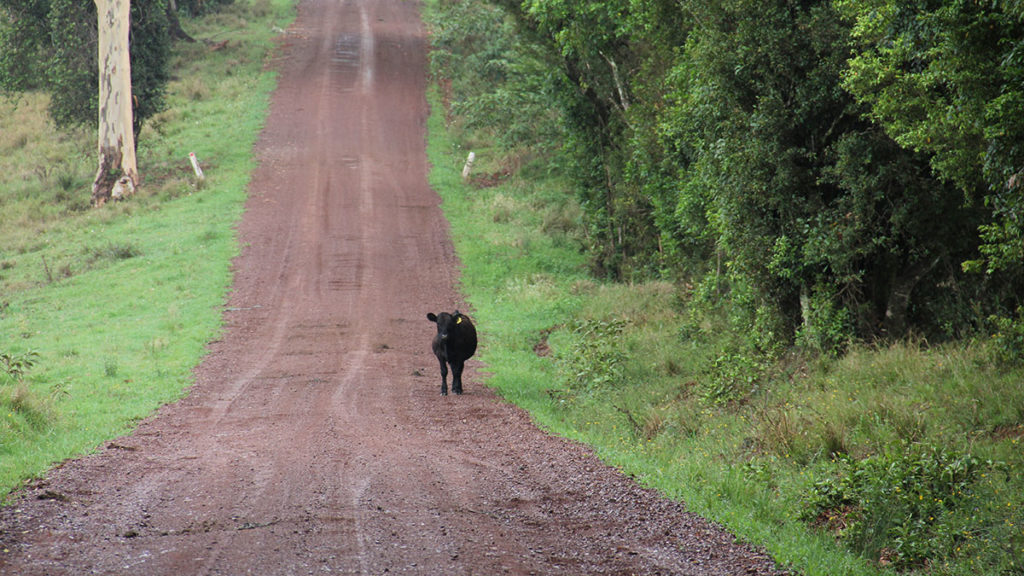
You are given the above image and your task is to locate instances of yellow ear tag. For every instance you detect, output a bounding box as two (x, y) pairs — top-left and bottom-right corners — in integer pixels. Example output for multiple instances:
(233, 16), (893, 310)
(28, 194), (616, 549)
(456, 317), (463, 324)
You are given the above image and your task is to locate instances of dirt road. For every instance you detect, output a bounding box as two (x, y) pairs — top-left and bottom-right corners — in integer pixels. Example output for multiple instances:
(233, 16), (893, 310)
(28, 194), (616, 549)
(1, 1), (786, 574)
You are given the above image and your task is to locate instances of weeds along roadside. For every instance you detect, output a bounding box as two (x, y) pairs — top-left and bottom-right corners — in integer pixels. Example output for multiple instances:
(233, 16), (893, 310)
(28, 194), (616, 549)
(421, 3), (1023, 576)
(0, 0), (296, 497)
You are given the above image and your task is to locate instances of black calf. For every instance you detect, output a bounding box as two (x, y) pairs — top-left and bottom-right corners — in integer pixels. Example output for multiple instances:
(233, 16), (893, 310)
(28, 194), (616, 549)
(426, 310), (477, 395)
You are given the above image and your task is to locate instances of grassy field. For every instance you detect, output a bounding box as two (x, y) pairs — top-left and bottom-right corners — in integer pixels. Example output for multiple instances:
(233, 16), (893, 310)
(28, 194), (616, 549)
(0, 0), (296, 496)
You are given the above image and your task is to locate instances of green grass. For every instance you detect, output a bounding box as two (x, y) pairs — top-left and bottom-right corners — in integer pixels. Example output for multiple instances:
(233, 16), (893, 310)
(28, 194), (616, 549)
(0, 0), (296, 496)
(424, 80), (1024, 576)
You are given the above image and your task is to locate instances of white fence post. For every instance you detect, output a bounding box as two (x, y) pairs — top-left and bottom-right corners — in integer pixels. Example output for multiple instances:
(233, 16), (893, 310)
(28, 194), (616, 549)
(461, 151), (475, 180)
(189, 152), (205, 181)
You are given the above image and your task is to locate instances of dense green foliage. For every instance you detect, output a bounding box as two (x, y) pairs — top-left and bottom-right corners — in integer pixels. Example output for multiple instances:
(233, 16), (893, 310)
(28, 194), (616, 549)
(804, 444), (1000, 570)
(425, 66), (1024, 572)
(434, 0), (1024, 352)
(839, 0), (1024, 281)
(0, 0), (171, 134)
(429, 0), (1024, 573)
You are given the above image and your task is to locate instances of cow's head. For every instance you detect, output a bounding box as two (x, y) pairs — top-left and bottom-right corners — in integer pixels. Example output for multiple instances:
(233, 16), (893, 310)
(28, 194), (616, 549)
(427, 311), (458, 342)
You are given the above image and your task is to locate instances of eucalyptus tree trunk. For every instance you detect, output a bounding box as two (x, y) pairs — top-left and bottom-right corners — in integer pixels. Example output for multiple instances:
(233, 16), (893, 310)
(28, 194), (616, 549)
(92, 0), (138, 207)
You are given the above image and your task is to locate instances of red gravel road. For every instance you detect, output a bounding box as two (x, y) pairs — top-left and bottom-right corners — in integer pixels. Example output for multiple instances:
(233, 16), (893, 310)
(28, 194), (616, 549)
(0, 1), (789, 574)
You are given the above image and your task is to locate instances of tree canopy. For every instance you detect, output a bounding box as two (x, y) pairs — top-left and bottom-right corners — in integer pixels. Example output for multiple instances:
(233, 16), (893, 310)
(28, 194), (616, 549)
(0, 0), (172, 135)
(433, 0), (1024, 353)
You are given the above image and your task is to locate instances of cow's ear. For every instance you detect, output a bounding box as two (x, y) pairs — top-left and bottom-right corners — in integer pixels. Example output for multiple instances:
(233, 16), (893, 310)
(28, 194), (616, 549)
(427, 313), (438, 322)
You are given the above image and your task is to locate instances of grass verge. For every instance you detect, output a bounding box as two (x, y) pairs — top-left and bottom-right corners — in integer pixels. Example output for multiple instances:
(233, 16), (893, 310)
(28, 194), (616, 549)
(0, 0), (296, 497)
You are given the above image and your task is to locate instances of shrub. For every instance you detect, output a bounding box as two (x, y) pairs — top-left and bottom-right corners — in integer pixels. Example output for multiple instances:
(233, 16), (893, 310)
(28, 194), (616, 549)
(803, 442), (995, 570)
(556, 318), (627, 391)
(702, 352), (760, 404)
(990, 307), (1024, 366)
(797, 288), (853, 356)
(1, 350), (38, 382)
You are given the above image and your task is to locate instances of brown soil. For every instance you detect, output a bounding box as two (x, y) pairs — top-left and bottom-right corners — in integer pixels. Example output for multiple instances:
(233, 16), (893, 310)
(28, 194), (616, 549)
(0, 1), (788, 574)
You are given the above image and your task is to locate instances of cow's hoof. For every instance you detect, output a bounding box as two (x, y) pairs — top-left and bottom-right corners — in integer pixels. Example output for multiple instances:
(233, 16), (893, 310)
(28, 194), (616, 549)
(441, 391), (448, 396)
(454, 389), (463, 395)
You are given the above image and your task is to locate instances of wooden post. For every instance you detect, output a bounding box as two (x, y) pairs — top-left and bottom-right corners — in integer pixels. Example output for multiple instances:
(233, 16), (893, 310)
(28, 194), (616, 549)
(92, 0), (138, 207)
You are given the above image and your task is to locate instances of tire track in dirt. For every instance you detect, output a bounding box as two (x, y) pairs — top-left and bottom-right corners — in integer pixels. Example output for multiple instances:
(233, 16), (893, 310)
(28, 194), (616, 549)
(1, 1), (788, 574)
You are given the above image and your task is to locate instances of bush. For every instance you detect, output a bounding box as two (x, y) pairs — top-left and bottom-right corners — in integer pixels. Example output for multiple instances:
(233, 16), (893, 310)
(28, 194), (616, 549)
(797, 288), (853, 356)
(556, 318), (627, 391)
(1, 350), (50, 432)
(990, 307), (1024, 366)
(803, 443), (995, 570)
(702, 352), (760, 404)
(1, 350), (38, 382)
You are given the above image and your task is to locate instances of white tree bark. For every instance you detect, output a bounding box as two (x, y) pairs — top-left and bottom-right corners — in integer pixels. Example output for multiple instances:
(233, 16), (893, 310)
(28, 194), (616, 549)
(92, 0), (138, 207)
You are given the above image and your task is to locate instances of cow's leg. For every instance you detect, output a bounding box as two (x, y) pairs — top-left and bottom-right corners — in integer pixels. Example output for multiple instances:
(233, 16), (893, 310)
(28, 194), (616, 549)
(438, 358), (449, 396)
(451, 359), (464, 395)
